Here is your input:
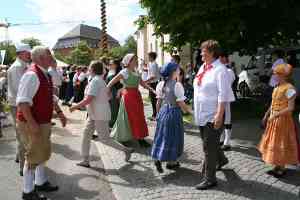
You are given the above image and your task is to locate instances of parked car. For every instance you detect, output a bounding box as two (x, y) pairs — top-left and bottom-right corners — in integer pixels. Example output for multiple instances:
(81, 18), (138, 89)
(238, 47), (300, 97)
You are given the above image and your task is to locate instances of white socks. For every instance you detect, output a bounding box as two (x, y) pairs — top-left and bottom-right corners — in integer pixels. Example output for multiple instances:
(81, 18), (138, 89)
(23, 164), (34, 194)
(23, 163), (47, 194)
(35, 164), (47, 186)
(223, 129), (232, 146)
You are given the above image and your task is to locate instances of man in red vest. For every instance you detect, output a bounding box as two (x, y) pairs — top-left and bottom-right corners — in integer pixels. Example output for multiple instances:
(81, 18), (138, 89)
(16, 46), (67, 200)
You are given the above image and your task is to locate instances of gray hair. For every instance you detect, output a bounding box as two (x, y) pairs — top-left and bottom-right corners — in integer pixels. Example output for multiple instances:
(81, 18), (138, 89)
(31, 46), (50, 62)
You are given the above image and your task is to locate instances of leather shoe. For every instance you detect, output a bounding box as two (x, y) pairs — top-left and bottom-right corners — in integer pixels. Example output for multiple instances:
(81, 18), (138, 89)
(217, 159), (229, 170)
(166, 162), (180, 170)
(221, 145), (231, 151)
(22, 191), (47, 200)
(35, 181), (59, 192)
(195, 181), (217, 190)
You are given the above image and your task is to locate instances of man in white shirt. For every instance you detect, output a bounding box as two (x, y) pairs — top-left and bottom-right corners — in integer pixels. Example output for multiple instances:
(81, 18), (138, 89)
(17, 46), (67, 200)
(145, 52), (160, 120)
(193, 40), (235, 190)
(48, 59), (63, 96)
(7, 43), (31, 175)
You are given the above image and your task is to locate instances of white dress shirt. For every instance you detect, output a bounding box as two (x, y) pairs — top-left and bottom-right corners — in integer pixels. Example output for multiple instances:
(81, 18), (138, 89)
(85, 75), (111, 121)
(193, 59), (235, 126)
(156, 81), (186, 102)
(48, 67), (63, 87)
(17, 65), (58, 106)
(7, 58), (29, 106)
(147, 61), (160, 83)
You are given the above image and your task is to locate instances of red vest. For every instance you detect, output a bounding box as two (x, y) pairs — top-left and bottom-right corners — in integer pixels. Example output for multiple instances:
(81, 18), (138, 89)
(17, 64), (54, 124)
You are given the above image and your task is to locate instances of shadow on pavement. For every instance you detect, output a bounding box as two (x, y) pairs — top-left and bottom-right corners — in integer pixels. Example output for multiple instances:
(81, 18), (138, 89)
(45, 168), (100, 200)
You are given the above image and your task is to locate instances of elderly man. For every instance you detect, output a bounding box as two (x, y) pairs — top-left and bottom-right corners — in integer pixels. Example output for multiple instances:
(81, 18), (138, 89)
(193, 40), (235, 190)
(7, 43), (31, 175)
(16, 46), (67, 200)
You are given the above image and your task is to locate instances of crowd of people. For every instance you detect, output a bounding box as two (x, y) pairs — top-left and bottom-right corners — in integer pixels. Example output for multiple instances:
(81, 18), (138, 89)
(0, 39), (299, 200)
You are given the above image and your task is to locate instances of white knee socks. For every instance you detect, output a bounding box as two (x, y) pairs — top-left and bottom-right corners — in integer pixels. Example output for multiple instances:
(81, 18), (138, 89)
(35, 164), (47, 186)
(223, 129), (232, 146)
(23, 164), (34, 194)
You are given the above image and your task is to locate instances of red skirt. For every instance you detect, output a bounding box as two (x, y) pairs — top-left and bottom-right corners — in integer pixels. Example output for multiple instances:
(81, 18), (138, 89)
(122, 88), (148, 139)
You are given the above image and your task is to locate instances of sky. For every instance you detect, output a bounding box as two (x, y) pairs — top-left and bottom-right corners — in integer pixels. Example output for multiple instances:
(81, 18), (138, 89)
(0, 0), (146, 47)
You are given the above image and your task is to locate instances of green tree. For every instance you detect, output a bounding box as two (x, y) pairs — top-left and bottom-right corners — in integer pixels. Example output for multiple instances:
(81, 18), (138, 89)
(94, 35), (137, 60)
(140, 0), (300, 53)
(70, 41), (93, 66)
(21, 37), (42, 48)
(0, 41), (16, 65)
(123, 35), (137, 54)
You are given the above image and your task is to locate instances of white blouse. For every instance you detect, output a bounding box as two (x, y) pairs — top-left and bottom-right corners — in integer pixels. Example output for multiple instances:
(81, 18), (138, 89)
(156, 81), (186, 102)
(193, 59), (235, 126)
(85, 75), (111, 121)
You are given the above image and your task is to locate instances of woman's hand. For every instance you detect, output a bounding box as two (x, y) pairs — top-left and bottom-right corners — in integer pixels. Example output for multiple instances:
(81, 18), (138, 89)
(268, 111), (279, 121)
(69, 105), (78, 113)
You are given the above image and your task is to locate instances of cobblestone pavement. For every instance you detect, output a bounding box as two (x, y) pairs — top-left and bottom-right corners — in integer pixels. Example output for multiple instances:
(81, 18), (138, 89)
(80, 91), (299, 200)
(0, 113), (115, 200)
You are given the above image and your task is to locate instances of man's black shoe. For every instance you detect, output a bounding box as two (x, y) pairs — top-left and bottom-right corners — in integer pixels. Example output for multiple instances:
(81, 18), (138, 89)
(22, 191), (47, 200)
(166, 162), (180, 170)
(35, 181), (59, 192)
(217, 159), (229, 171)
(195, 181), (217, 190)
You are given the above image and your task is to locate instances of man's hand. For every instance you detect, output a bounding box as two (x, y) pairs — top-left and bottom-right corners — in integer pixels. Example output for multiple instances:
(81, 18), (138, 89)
(58, 112), (67, 127)
(213, 114), (223, 130)
(28, 121), (40, 144)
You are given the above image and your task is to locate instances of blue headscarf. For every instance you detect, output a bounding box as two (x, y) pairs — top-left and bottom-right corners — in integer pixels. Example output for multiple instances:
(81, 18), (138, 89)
(160, 62), (179, 78)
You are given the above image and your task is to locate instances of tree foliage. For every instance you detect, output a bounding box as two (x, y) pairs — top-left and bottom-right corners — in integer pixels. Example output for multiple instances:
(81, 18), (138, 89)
(0, 41), (16, 65)
(94, 35), (137, 59)
(70, 41), (93, 66)
(140, 0), (300, 53)
(21, 37), (42, 48)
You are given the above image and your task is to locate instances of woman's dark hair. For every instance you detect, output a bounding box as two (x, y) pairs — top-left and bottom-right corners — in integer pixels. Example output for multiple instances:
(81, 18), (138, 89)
(148, 52), (157, 60)
(111, 59), (122, 74)
(89, 60), (104, 75)
(172, 55), (181, 64)
(200, 39), (221, 58)
(179, 67), (186, 86)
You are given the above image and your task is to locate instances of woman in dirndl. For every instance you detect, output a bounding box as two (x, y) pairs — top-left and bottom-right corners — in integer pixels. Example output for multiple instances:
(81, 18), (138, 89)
(106, 59), (123, 128)
(151, 62), (193, 173)
(258, 63), (300, 178)
(107, 53), (155, 147)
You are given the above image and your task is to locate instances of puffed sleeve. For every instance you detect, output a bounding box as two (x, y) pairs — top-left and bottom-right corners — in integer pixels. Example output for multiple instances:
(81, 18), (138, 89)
(119, 69), (129, 80)
(156, 81), (164, 99)
(174, 82), (186, 102)
(286, 88), (297, 99)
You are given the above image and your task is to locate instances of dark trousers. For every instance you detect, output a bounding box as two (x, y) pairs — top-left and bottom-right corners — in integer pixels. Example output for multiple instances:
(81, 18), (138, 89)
(149, 82), (158, 118)
(199, 123), (228, 183)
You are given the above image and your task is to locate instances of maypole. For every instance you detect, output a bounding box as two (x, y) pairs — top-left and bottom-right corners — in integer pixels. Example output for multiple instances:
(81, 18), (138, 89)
(100, 0), (108, 54)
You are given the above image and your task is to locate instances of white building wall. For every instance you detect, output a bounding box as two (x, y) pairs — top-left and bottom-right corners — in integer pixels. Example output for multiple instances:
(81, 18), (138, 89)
(136, 23), (189, 68)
